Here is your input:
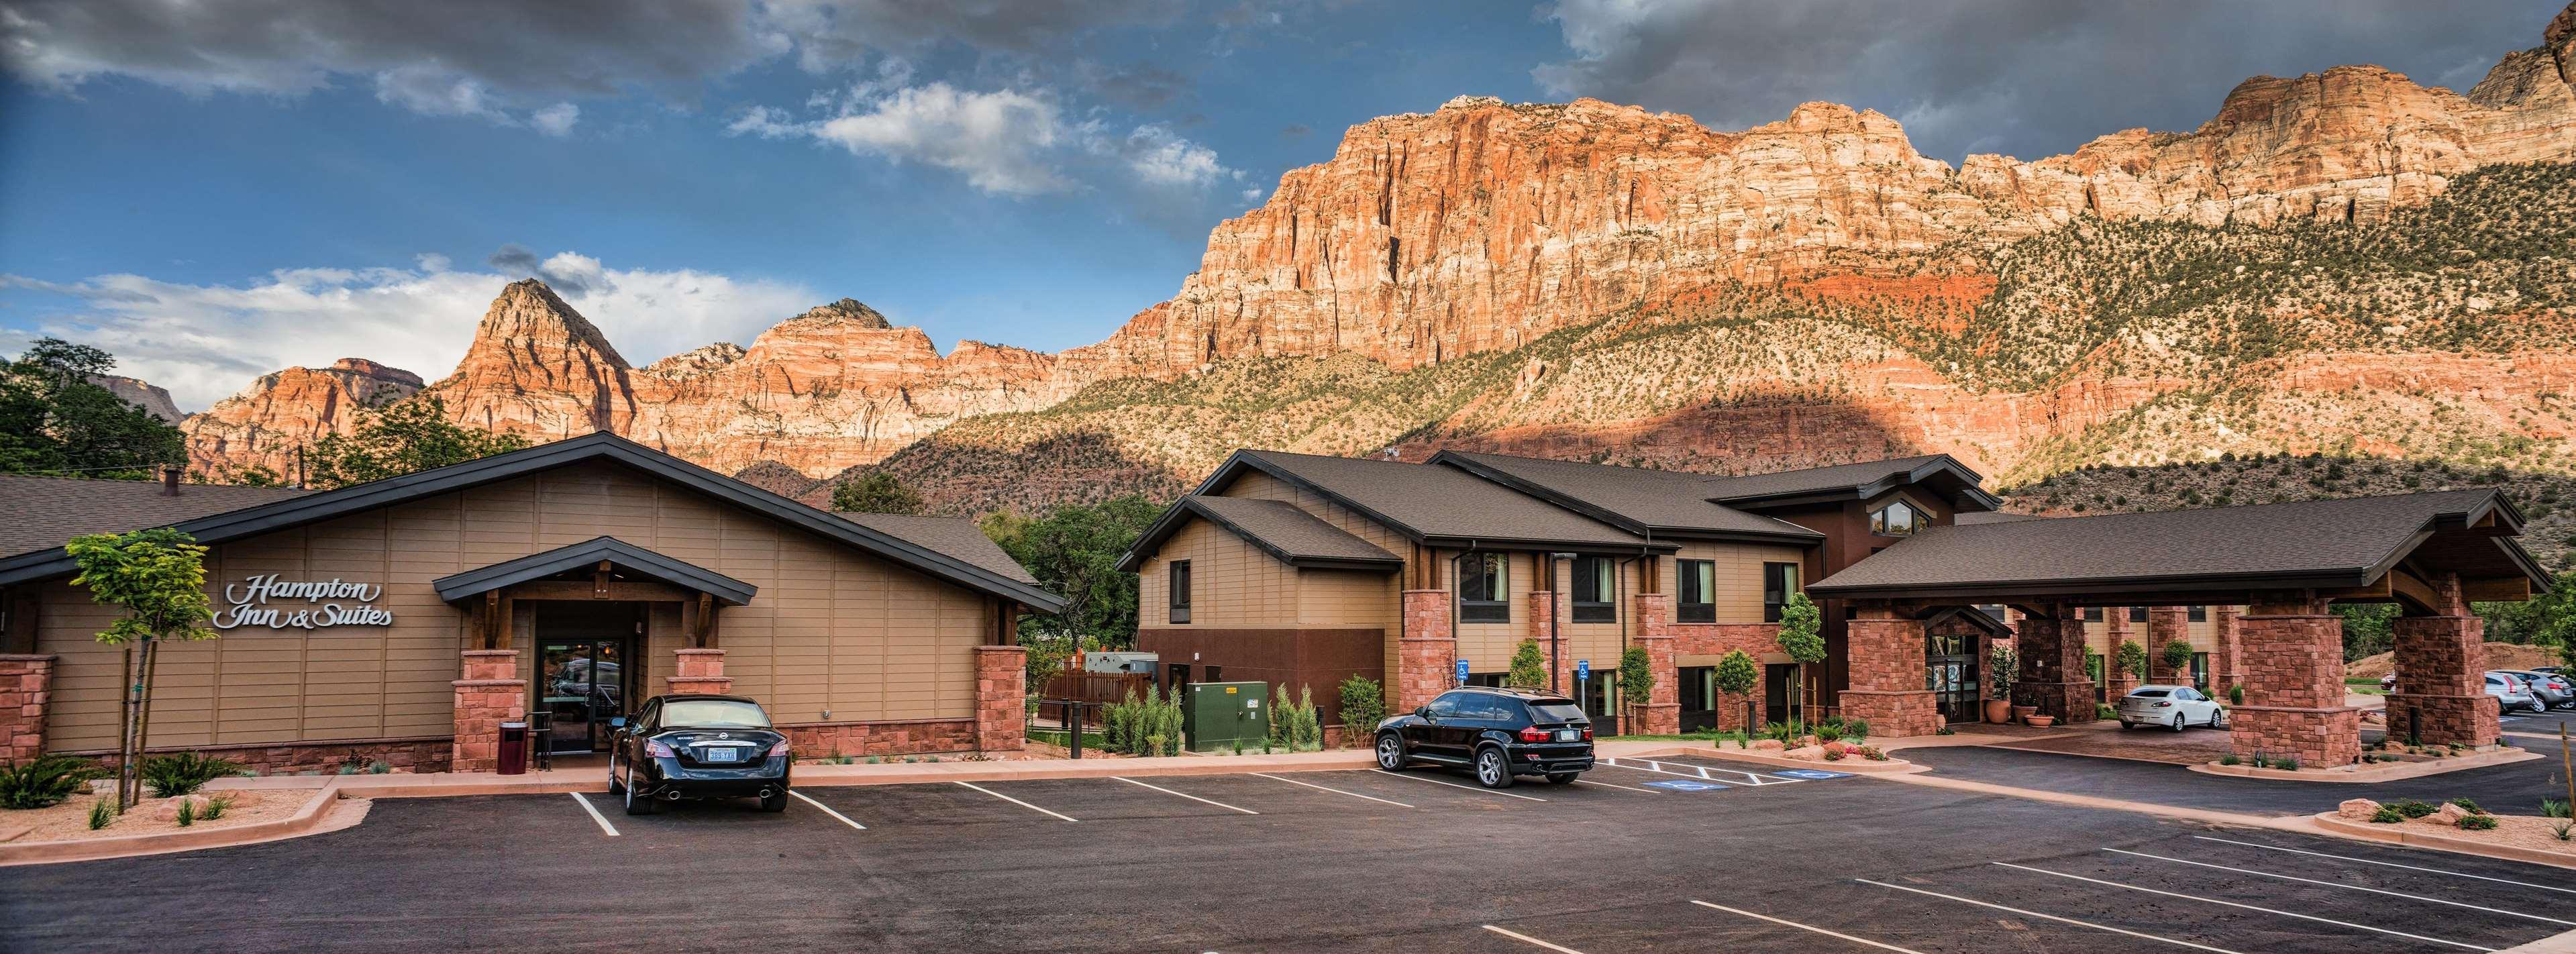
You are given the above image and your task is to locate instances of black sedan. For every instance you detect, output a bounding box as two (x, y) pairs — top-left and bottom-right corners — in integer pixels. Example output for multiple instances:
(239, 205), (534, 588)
(1373, 686), (1594, 788)
(607, 694), (792, 814)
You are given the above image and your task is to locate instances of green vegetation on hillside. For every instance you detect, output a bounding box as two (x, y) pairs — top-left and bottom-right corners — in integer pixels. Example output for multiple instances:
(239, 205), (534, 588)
(0, 338), (184, 480)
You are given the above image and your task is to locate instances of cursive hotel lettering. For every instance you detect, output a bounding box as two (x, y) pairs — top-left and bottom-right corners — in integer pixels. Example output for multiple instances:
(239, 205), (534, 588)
(215, 574), (395, 631)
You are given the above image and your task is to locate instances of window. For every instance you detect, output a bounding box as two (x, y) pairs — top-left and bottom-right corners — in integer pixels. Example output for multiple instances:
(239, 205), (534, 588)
(1869, 500), (1920, 536)
(1465, 672), (1506, 688)
(1677, 560), (1716, 623)
(2128, 606), (2148, 623)
(1456, 552), (1510, 623)
(1572, 556), (1614, 623)
(1168, 560), (1192, 624)
(2187, 604), (2208, 623)
(2191, 652), (2210, 690)
(2083, 606), (2104, 622)
(1426, 692), (1467, 717)
(660, 699), (771, 729)
(1762, 562), (1800, 623)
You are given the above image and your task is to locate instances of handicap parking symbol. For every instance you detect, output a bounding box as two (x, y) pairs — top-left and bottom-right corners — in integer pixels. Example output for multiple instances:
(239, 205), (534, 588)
(1770, 769), (1851, 780)
(1643, 779), (1729, 792)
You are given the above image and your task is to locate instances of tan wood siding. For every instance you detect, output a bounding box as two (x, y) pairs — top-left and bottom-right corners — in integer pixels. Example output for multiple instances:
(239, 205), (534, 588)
(1137, 517), (1299, 629)
(1297, 569), (1396, 629)
(1661, 542), (1806, 625)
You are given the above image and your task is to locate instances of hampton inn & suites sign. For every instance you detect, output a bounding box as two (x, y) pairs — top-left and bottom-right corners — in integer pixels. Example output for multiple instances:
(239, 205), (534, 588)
(215, 574), (397, 630)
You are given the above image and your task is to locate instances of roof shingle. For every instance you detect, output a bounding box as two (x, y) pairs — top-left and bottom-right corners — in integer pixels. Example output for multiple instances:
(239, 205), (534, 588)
(1185, 496), (1402, 566)
(0, 475), (311, 560)
(839, 513), (1041, 586)
(1233, 449), (1649, 548)
(1433, 451), (1821, 539)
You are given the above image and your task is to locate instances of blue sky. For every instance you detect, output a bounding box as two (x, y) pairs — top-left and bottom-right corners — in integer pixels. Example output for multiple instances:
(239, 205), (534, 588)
(0, 1), (2547, 409)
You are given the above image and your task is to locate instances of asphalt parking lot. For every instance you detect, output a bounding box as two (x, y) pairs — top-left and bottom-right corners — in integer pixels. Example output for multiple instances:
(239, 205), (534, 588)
(1907, 744), (2571, 817)
(6, 753), (2573, 953)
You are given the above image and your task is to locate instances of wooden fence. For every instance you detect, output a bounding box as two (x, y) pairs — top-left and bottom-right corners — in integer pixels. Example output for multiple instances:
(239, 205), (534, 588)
(1030, 672), (1151, 728)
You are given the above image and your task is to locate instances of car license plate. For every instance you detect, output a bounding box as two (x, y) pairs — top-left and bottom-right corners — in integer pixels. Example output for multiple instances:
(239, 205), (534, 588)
(1556, 729), (1580, 741)
(704, 747), (739, 763)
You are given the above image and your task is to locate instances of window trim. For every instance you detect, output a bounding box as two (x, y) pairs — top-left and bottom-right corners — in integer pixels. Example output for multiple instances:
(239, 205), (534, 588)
(1168, 559), (1192, 624)
(1676, 559), (1716, 624)
(1761, 562), (1800, 624)
(1572, 555), (1614, 623)
(1455, 552), (1510, 623)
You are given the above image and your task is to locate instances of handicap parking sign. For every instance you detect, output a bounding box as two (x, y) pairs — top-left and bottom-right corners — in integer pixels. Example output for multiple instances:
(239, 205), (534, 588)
(1455, 659), (1470, 684)
(1771, 769), (1851, 780)
(1643, 779), (1729, 792)
(1576, 659), (1589, 682)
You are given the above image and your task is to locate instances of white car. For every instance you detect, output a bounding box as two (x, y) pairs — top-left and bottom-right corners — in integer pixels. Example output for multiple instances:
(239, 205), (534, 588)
(2116, 684), (2226, 731)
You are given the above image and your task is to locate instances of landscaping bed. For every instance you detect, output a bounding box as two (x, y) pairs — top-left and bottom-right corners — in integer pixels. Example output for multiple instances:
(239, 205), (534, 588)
(2324, 796), (2576, 864)
(3, 788), (292, 844)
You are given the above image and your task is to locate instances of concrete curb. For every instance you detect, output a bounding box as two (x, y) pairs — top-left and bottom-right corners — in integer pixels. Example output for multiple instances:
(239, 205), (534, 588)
(1877, 770), (2294, 829)
(2189, 747), (2538, 782)
(0, 782), (356, 867)
(2307, 812), (2576, 871)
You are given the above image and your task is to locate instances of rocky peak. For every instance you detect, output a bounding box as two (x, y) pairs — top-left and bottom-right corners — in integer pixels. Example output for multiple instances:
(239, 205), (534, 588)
(787, 297), (893, 329)
(641, 341), (748, 378)
(325, 358), (425, 388)
(464, 278), (630, 370)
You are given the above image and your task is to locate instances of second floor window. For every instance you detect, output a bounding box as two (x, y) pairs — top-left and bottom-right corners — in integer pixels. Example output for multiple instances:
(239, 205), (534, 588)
(1572, 556), (1614, 623)
(2188, 604), (2208, 623)
(1763, 562), (1800, 623)
(2083, 606), (2105, 622)
(1168, 560), (1191, 624)
(1869, 500), (1920, 536)
(1457, 552), (1510, 623)
(2128, 606), (2148, 623)
(1677, 559), (1716, 623)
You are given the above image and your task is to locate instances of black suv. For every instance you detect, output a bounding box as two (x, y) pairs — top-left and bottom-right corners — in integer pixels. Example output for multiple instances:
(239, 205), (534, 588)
(1374, 686), (1594, 788)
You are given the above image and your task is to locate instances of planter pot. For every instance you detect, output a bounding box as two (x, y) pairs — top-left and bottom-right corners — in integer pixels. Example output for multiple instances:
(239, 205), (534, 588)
(2011, 705), (2038, 722)
(1983, 700), (2013, 724)
(2025, 714), (2056, 727)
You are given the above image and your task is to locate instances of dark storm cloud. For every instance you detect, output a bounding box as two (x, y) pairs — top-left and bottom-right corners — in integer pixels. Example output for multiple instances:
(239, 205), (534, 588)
(1534, 0), (2554, 162)
(1076, 60), (1194, 109)
(484, 244), (599, 296)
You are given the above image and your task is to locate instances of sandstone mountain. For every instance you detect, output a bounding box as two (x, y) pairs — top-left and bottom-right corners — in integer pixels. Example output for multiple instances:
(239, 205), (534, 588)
(180, 4), (2576, 545)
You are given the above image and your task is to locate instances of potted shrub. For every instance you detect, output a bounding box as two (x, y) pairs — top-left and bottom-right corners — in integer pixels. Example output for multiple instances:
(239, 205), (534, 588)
(1985, 643), (2017, 724)
(2026, 712), (2056, 727)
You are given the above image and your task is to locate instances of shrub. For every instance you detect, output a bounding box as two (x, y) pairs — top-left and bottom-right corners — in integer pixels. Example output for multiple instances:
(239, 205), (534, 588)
(174, 798), (196, 827)
(1863, 747), (1890, 761)
(1337, 676), (1386, 747)
(2447, 797), (2485, 815)
(88, 799), (112, 830)
(2552, 818), (2573, 842)
(2219, 754), (2240, 765)
(0, 754), (105, 810)
(1840, 718), (1869, 741)
(2457, 814), (2497, 831)
(2096, 704), (2118, 721)
(368, 760), (392, 775)
(2391, 798), (2438, 818)
(2542, 798), (2571, 819)
(1268, 682), (1292, 745)
(1292, 686), (1323, 751)
(1815, 723), (1844, 743)
(1506, 639), (1548, 689)
(2370, 804), (2406, 824)
(142, 752), (245, 799)
(2275, 757), (2298, 772)
(2229, 684), (2244, 705)
(199, 794), (233, 820)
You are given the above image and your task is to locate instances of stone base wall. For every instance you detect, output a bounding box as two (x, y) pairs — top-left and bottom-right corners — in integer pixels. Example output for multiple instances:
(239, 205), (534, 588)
(667, 647), (733, 696)
(1396, 590), (1456, 714)
(1839, 689), (1941, 738)
(2013, 681), (2097, 722)
(2231, 611), (2358, 765)
(0, 654), (54, 765)
(787, 719), (978, 759)
(974, 645), (1027, 753)
(1669, 623), (1780, 658)
(2383, 692), (2501, 748)
(2230, 705), (2361, 767)
(71, 736), (455, 776)
(451, 649), (526, 774)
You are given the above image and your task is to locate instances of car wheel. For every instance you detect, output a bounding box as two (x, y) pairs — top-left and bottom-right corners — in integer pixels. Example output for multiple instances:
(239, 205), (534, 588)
(2119, 720), (2134, 730)
(606, 751), (624, 796)
(760, 788), (789, 813)
(1374, 732), (1407, 771)
(2171, 713), (2185, 733)
(2209, 709), (2227, 730)
(623, 775), (659, 815)
(1546, 772), (1578, 785)
(1473, 746), (1514, 789)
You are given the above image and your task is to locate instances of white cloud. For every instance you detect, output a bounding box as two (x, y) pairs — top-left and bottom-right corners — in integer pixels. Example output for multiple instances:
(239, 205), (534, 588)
(725, 105), (812, 139)
(813, 83), (1077, 196)
(1115, 123), (1225, 189)
(530, 103), (580, 136)
(0, 254), (818, 411)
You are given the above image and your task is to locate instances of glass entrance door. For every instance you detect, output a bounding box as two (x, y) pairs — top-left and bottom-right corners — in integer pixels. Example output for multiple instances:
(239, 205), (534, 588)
(538, 639), (626, 754)
(1924, 631), (1979, 726)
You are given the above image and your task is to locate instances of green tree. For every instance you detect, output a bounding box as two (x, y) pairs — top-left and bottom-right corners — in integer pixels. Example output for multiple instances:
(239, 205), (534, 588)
(0, 337), (183, 478)
(306, 394), (528, 488)
(2161, 637), (2196, 680)
(1506, 639), (1548, 688)
(2116, 639), (2149, 681)
(68, 529), (215, 810)
(981, 495), (1161, 646)
(1618, 645), (1654, 711)
(1775, 593), (1824, 727)
(1713, 650), (1760, 731)
(2481, 577), (2576, 666)
(831, 471), (924, 515)
(2337, 602), (2400, 663)
(1337, 675), (1386, 746)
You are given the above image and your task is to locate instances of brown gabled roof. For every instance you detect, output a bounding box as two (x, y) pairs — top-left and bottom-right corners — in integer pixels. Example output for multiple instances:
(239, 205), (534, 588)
(1225, 449), (1654, 549)
(1810, 489), (2546, 600)
(1700, 454), (1999, 511)
(1953, 511), (2043, 525)
(1192, 496), (1402, 568)
(1430, 451), (1822, 542)
(0, 474), (311, 560)
(837, 513), (1041, 586)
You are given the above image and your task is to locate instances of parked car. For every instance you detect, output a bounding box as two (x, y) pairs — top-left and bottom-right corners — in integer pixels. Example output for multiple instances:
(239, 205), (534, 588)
(2115, 684), (2226, 731)
(1374, 686), (1594, 788)
(2379, 672), (2398, 692)
(2501, 670), (2573, 710)
(2485, 672), (2544, 714)
(608, 694), (792, 815)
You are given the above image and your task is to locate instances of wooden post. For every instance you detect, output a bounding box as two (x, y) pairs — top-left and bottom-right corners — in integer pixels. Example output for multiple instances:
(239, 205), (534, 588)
(593, 560), (613, 599)
(693, 592), (715, 649)
(482, 592), (501, 651)
(497, 594), (515, 650)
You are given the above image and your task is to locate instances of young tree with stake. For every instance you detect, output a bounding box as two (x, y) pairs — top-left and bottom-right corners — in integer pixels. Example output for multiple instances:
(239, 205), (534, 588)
(68, 529), (216, 811)
(1775, 594), (1824, 731)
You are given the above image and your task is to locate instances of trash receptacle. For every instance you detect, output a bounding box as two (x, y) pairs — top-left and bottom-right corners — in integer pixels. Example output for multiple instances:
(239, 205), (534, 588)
(497, 721), (528, 776)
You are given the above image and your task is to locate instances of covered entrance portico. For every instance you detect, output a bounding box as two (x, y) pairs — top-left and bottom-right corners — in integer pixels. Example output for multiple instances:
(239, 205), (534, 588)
(1810, 490), (2549, 766)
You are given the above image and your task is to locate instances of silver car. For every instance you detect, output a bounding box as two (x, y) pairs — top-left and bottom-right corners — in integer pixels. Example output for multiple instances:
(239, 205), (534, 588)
(2486, 672), (2542, 714)
(2501, 670), (2573, 710)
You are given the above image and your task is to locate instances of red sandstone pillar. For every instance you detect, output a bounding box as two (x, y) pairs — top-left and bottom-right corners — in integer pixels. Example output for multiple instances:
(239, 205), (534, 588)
(0, 654), (56, 764)
(2147, 606), (2188, 683)
(451, 649), (525, 774)
(2213, 605), (2243, 698)
(2385, 574), (2500, 748)
(1630, 594), (1679, 735)
(667, 648), (731, 695)
(1838, 606), (1940, 737)
(973, 645), (1027, 753)
(2102, 607), (2141, 700)
(2012, 609), (2095, 723)
(2228, 600), (2360, 767)
(1397, 590), (1456, 714)
(1528, 589), (1561, 692)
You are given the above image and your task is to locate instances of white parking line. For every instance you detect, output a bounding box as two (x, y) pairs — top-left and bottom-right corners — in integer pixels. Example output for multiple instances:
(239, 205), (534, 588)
(1595, 757), (1802, 786)
(954, 781), (1078, 822)
(2104, 848), (2570, 926)
(1370, 769), (1549, 802)
(1688, 900), (1923, 953)
(1481, 925), (1586, 953)
(1249, 772), (1413, 808)
(1994, 862), (2494, 952)
(569, 792), (619, 837)
(1857, 879), (2243, 953)
(788, 790), (866, 831)
(2192, 836), (2576, 896)
(1113, 776), (1259, 815)
(1572, 778), (1660, 794)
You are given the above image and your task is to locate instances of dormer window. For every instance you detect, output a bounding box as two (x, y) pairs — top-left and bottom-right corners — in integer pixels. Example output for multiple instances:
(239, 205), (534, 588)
(1869, 500), (1920, 537)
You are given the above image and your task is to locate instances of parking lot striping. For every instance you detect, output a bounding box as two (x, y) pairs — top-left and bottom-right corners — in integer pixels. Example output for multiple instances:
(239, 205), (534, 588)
(1570, 777), (1661, 794)
(1370, 769), (1549, 802)
(1992, 862), (2495, 952)
(2190, 837), (2576, 896)
(1480, 925), (1586, 953)
(952, 781), (1078, 822)
(788, 790), (867, 831)
(1687, 900), (1924, 953)
(1112, 776), (1259, 815)
(568, 792), (620, 837)
(1249, 773), (1413, 808)
(2102, 848), (2571, 926)
(1856, 880), (2244, 953)
(1595, 757), (1800, 786)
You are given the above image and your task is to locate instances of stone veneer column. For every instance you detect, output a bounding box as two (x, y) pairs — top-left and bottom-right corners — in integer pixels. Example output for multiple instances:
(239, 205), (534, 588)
(2229, 602), (2359, 767)
(2212, 605), (2243, 698)
(1396, 590), (1456, 714)
(973, 645), (1027, 753)
(2102, 608), (2140, 700)
(2012, 610), (2096, 723)
(450, 649), (525, 774)
(1528, 590), (1561, 691)
(2147, 606), (2188, 683)
(2385, 574), (2500, 748)
(1838, 607), (1940, 737)
(0, 654), (56, 764)
(667, 648), (732, 695)
(1629, 594), (1679, 735)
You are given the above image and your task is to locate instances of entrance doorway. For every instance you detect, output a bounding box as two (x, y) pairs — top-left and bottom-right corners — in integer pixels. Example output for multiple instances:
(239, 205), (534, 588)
(1678, 666), (1716, 732)
(1575, 672), (1618, 736)
(1926, 630), (1979, 726)
(532, 602), (641, 755)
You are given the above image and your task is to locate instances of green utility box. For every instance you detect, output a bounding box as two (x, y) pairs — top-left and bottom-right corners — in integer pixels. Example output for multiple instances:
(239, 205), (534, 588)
(1182, 682), (1269, 752)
